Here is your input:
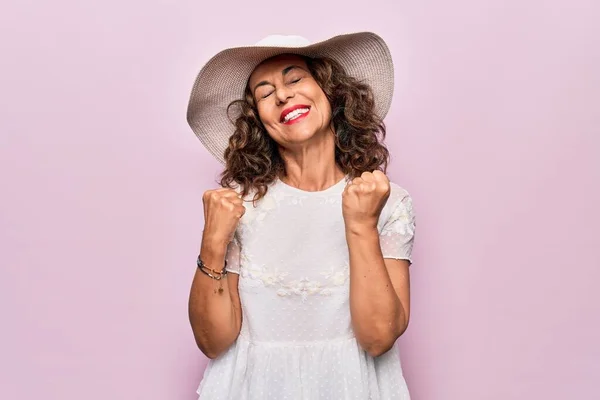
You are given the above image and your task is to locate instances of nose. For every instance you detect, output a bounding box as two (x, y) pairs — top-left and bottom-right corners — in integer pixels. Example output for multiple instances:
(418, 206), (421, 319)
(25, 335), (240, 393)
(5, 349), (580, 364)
(275, 85), (294, 105)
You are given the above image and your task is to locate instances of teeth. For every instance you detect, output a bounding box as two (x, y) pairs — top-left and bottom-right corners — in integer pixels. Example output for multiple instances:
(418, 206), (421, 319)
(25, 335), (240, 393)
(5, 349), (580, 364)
(283, 108), (309, 122)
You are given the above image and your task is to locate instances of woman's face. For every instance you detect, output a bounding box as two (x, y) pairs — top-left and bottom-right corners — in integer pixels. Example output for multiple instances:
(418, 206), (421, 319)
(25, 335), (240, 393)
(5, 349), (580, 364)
(248, 54), (332, 148)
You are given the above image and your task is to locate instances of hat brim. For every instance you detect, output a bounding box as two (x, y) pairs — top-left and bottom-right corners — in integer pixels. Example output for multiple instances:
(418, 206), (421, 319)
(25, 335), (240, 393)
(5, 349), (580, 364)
(186, 32), (394, 165)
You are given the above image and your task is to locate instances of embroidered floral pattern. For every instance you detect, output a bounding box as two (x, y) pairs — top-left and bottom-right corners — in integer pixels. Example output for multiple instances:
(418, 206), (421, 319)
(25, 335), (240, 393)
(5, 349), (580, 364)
(242, 195), (277, 226)
(321, 264), (349, 286)
(240, 261), (350, 301)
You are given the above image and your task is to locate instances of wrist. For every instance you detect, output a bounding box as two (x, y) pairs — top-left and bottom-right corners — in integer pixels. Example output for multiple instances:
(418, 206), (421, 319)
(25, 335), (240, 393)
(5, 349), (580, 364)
(200, 234), (229, 258)
(344, 221), (379, 237)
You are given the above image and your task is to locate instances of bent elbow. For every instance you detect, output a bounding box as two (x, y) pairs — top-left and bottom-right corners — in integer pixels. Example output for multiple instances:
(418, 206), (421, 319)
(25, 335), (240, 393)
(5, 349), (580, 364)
(194, 336), (223, 360)
(363, 340), (396, 358)
(359, 329), (401, 357)
(202, 349), (220, 360)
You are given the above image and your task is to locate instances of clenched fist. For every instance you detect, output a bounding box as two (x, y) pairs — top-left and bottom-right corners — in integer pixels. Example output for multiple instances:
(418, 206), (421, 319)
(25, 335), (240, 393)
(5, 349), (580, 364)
(342, 170), (391, 233)
(201, 188), (246, 248)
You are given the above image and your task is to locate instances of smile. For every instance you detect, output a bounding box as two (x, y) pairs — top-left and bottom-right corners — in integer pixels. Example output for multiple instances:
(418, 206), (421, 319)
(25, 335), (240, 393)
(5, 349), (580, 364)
(280, 105), (311, 124)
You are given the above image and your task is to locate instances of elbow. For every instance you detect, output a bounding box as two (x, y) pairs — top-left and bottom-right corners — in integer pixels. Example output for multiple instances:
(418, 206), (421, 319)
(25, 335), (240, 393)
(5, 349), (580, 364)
(193, 325), (241, 359)
(195, 337), (223, 359)
(357, 321), (408, 358)
(190, 320), (241, 359)
(368, 345), (393, 358)
(360, 336), (397, 358)
(193, 330), (229, 359)
(203, 350), (220, 360)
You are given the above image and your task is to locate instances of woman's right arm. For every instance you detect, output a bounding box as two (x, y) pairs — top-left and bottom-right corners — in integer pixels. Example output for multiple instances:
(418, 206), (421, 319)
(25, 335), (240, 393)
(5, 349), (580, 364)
(188, 189), (245, 359)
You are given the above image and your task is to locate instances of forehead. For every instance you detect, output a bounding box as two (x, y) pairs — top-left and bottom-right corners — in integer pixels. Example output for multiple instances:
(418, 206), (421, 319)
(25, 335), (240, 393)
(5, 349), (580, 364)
(248, 54), (308, 86)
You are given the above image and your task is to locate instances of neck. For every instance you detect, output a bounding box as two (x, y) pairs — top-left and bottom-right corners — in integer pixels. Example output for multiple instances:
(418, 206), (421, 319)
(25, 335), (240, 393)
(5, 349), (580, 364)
(278, 130), (345, 192)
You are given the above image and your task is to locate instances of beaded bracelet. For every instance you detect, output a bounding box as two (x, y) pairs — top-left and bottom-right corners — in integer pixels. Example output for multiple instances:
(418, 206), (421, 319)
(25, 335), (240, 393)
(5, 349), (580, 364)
(197, 256), (228, 294)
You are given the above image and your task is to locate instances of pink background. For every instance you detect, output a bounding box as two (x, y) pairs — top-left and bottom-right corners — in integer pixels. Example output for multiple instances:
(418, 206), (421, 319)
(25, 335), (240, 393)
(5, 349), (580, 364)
(1, 0), (598, 399)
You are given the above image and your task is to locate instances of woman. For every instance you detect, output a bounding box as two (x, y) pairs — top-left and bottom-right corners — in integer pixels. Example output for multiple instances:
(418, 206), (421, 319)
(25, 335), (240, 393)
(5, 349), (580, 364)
(186, 32), (416, 399)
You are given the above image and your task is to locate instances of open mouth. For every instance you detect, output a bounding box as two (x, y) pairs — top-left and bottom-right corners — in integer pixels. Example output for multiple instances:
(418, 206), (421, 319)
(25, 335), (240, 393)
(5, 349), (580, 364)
(280, 105), (311, 124)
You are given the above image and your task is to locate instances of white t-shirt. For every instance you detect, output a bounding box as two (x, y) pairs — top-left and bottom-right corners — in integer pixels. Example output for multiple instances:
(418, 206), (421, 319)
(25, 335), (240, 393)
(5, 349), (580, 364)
(197, 175), (416, 400)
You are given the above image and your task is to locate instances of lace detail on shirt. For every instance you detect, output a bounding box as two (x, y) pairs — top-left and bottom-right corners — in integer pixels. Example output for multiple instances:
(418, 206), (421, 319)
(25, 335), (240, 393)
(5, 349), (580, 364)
(224, 235), (242, 274)
(240, 261), (349, 301)
(240, 195), (279, 229)
(379, 193), (416, 262)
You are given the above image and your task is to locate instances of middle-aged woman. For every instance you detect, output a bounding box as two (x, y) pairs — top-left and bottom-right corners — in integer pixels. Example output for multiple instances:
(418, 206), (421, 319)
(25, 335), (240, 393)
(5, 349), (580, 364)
(186, 32), (417, 399)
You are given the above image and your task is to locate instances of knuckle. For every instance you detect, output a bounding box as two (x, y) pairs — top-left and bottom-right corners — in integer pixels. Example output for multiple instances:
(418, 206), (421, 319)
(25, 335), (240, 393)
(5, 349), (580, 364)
(210, 191), (222, 201)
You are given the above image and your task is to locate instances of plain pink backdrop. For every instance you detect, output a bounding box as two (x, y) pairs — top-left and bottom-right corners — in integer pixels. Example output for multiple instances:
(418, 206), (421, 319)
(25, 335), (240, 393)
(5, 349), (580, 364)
(1, 0), (598, 399)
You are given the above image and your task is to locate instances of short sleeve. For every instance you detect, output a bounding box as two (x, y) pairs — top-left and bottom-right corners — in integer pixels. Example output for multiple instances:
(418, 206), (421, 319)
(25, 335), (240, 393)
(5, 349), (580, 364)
(224, 232), (242, 274)
(380, 193), (416, 264)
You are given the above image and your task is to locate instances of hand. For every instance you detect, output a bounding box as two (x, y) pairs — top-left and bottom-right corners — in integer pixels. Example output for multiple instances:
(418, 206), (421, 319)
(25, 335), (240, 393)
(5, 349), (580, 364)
(201, 188), (245, 249)
(342, 171), (391, 233)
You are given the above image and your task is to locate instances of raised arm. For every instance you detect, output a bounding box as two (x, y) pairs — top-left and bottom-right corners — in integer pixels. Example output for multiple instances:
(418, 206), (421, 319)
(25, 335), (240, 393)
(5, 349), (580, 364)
(188, 188), (244, 359)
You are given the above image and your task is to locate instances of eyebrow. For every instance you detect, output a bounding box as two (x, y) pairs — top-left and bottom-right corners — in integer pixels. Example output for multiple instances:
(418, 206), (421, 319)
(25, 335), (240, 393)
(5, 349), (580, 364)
(252, 65), (305, 93)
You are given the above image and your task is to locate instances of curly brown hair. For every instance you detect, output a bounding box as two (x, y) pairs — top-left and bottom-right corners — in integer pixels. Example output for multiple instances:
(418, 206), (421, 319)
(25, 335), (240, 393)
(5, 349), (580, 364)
(220, 55), (390, 202)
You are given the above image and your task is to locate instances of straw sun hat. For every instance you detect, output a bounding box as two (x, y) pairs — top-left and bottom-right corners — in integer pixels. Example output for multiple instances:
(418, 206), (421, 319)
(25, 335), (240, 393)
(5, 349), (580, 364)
(186, 32), (394, 164)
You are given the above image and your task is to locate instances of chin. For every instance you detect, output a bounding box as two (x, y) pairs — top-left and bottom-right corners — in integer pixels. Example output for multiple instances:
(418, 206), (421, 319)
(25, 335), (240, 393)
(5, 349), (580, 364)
(286, 129), (319, 143)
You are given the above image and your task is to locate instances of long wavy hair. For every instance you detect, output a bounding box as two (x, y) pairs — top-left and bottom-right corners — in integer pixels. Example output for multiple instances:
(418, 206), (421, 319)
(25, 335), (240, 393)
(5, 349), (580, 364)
(220, 55), (390, 202)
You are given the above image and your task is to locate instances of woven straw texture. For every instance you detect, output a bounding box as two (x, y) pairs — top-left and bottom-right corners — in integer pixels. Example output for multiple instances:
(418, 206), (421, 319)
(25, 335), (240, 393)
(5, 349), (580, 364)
(186, 32), (394, 165)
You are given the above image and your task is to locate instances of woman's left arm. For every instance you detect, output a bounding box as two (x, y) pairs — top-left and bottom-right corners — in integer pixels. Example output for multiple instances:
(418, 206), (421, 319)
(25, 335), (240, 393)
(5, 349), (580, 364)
(346, 228), (410, 357)
(342, 171), (414, 357)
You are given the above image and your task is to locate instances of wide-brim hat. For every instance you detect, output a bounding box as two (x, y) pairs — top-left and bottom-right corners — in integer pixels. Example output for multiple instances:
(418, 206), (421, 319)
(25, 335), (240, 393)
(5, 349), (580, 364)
(186, 32), (394, 164)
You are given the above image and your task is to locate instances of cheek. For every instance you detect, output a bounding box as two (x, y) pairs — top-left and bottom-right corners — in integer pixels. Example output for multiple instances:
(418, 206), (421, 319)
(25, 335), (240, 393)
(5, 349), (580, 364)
(322, 99), (332, 117)
(315, 93), (332, 122)
(256, 107), (282, 140)
(257, 105), (277, 127)
(307, 85), (330, 117)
